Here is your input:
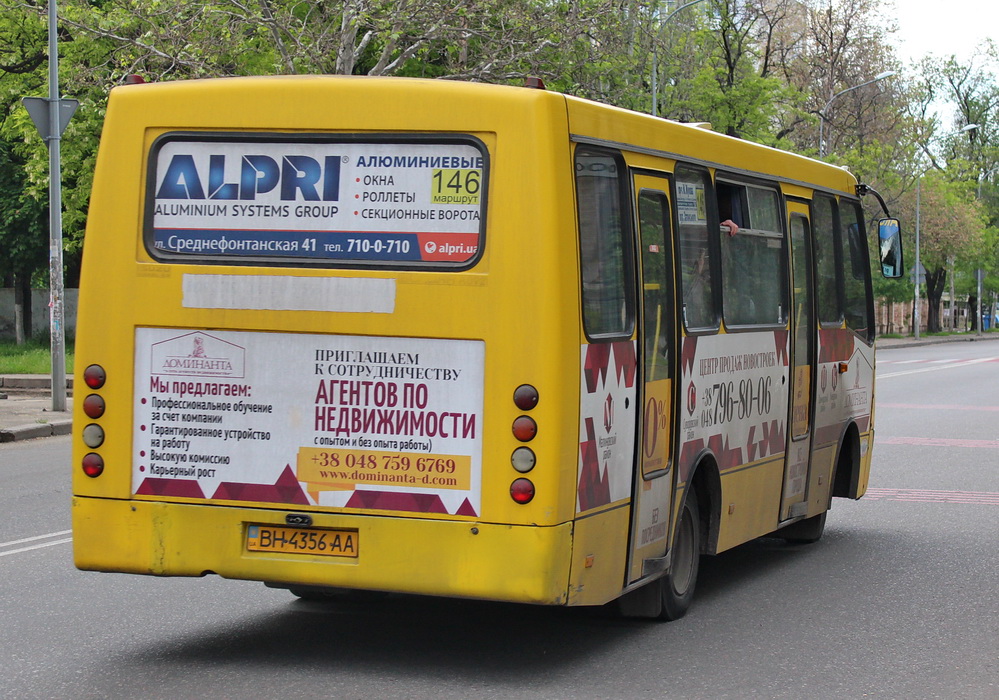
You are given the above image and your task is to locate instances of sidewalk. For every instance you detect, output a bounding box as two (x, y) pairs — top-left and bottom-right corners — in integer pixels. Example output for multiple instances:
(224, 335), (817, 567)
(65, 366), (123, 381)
(1, 332), (997, 441)
(0, 375), (73, 442)
(873, 331), (999, 350)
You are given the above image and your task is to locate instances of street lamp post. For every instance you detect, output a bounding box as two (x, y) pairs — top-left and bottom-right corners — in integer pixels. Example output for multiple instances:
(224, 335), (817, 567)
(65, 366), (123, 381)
(651, 0), (709, 117)
(914, 176), (923, 339)
(818, 70), (896, 157)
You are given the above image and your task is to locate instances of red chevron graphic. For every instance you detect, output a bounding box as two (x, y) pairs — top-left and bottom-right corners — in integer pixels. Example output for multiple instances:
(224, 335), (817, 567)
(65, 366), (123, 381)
(583, 343), (611, 394)
(774, 330), (790, 366)
(612, 341), (638, 388)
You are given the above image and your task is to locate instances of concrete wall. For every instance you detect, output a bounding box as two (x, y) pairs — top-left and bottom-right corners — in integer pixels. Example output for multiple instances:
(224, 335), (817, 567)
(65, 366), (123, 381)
(0, 289), (78, 340)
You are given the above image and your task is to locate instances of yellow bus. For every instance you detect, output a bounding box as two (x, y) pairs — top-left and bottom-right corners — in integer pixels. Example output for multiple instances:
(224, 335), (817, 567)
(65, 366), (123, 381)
(72, 76), (902, 620)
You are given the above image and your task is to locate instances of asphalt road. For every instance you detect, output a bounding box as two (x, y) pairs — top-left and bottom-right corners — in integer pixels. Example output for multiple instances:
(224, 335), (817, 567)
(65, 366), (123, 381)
(1, 341), (996, 700)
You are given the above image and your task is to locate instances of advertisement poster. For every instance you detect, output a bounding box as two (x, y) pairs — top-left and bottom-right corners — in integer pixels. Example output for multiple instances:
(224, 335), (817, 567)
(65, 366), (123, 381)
(576, 341), (637, 513)
(133, 328), (484, 517)
(678, 332), (790, 477)
(675, 180), (706, 225)
(149, 137), (485, 264)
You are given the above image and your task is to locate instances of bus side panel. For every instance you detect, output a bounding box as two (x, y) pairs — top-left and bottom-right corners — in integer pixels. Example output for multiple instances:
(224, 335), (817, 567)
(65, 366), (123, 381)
(814, 329), (874, 500)
(677, 332), (790, 552)
(851, 338), (876, 499)
(715, 457), (785, 552)
(72, 497), (573, 604)
(567, 505), (631, 606)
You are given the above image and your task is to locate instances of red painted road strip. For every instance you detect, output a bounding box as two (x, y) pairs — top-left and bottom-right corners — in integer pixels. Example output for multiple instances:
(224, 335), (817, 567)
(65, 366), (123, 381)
(864, 488), (999, 505)
(877, 436), (999, 449)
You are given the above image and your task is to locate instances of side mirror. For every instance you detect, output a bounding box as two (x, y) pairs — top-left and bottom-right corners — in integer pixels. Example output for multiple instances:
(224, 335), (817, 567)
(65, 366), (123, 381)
(878, 218), (903, 279)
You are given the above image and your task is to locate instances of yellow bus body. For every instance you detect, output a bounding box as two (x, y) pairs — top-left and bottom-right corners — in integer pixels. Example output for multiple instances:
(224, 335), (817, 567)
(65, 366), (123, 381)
(73, 76), (875, 611)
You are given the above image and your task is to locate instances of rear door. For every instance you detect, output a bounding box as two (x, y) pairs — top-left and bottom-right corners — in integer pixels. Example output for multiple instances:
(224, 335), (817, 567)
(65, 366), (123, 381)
(628, 172), (679, 581)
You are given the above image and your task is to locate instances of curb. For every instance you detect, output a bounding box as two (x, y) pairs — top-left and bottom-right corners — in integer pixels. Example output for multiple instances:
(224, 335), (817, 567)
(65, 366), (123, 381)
(877, 334), (999, 350)
(0, 375), (74, 390)
(0, 419), (73, 443)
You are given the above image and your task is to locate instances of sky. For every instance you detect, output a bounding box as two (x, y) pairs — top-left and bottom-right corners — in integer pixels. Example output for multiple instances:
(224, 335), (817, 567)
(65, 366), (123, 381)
(893, 0), (998, 65)
(890, 0), (997, 125)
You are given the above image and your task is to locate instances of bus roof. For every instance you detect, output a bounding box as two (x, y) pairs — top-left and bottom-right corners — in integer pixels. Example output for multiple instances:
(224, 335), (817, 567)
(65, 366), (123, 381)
(110, 75), (856, 196)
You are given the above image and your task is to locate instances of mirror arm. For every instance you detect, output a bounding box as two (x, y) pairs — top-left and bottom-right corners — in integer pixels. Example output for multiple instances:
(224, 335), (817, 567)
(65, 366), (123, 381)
(856, 183), (891, 218)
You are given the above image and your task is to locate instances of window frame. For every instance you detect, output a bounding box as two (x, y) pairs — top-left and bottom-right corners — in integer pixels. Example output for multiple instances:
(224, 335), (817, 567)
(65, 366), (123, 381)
(674, 163), (721, 334)
(574, 145), (637, 342)
(838, 198), (876, 344)
(810, 193), (846, 328)
(715, 175), (790, 331)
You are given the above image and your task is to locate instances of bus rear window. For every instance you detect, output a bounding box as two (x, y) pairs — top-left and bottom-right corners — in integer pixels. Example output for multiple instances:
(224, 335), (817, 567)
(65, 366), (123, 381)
(145, 134), (486, 268)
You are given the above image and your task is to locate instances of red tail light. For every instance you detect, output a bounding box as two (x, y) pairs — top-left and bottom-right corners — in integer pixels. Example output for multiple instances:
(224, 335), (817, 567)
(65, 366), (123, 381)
(83, 365), (106, 389)
(513, 384), (539, 411)
(510, 478), (535, 504)
(82, 453), (104, 478)
(82, 394), (105, 419)
(512, 416), (537, 442)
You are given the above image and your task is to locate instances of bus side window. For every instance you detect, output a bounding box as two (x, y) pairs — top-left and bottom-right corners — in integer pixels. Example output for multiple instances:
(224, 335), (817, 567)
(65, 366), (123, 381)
(840, 202), (874, 342)
(575, 147), (635, 339)
(718, 181), (787, 326)
(717, 181), (746, 230)
(639, 190), (672, 380)
(675, 166), (718, 330)
(811, 194), (842, 326)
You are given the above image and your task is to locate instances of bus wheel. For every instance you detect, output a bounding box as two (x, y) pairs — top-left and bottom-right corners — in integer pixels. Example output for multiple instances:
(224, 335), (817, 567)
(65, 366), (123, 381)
(778, 511), (826, 544)
(617, 490), (701, 620)
(660, 491), (701, 620)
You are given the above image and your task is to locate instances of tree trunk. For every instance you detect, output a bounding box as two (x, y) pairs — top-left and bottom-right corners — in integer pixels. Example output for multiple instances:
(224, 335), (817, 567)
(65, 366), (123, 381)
(925, 267), (946, 333)
(13, 274), (32, 344)
(968, 295), (978, 331)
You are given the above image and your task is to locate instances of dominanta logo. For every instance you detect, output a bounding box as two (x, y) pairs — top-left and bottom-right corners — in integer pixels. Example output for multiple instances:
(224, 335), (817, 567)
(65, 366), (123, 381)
(603, 393), (614, 433)
(150, 331), (245, 378)
(156, 153), (342, 202)
(686, 382), (697, 415)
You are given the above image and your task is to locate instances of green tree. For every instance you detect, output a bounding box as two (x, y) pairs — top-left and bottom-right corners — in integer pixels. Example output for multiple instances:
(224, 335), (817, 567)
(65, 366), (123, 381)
(0, 3), (48, 341)
(894, 173), (987, 333)
(0, 139), (46, 341)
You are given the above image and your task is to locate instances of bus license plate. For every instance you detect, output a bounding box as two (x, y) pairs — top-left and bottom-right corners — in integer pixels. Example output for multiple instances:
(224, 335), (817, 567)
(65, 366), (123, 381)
(246, 524), (358, 558)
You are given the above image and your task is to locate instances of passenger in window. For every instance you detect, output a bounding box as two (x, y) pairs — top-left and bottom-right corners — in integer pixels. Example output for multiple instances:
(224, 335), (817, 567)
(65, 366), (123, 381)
(717, 183), (744, 236)
(685, 246), (712, 326)
(718, 185), (758, 322)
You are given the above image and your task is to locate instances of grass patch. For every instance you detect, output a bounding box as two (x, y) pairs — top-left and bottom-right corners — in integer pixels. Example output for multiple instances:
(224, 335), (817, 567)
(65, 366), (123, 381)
(0, 338), (74, 374)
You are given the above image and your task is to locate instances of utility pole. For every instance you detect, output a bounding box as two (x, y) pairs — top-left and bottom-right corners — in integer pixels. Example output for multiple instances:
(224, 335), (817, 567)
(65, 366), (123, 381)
(21, 1), (77, 412)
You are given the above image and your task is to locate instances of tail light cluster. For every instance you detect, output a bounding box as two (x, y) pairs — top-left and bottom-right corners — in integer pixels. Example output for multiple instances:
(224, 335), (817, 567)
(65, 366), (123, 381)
(80, 364), (107, 478)
(510, 384), (539, 504)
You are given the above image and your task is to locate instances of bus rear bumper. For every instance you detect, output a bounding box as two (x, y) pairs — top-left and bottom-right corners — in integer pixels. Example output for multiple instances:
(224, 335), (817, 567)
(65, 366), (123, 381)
(71, 496), (573, 605)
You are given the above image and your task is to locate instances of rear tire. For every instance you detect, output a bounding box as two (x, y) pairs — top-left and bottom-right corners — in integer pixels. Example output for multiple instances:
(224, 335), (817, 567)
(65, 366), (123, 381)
(618, 489), (702, 621)
(661, 491), (701, 620)
(778, 511), (826, 544)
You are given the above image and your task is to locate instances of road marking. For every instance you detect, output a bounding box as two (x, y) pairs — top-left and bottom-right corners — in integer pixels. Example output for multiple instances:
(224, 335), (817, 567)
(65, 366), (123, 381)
(864, 488), (999, 505)
(879, 403), (999, 412)
(0, 530), (73, 558)
(878, 357), (999, 365)
(878, 357), (996, 378)
(878, 436), (999, 449)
